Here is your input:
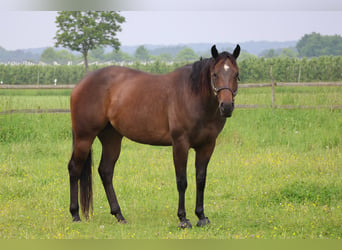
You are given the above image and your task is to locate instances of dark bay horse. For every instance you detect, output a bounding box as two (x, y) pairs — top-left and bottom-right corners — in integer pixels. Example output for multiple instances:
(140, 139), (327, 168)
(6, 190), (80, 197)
(68, 44), (240, 228)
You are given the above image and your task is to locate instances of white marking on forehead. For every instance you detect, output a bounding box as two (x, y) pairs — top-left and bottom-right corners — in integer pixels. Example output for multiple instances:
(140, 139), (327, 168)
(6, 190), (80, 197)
(224, 64), (230, 71)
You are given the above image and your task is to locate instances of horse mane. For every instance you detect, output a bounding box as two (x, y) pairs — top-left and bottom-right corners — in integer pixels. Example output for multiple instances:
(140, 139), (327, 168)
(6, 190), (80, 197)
(189, 57), (213, 94)
(189, 52), (237, 95)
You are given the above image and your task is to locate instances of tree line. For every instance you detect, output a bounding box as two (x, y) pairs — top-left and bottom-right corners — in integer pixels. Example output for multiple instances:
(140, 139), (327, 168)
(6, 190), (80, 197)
(38, 45), (201, 65)
(1, 32), (341, 66)
(1, 55), (341, 85)
(258, 32), (342, 58)
(38, 32), (342, 65)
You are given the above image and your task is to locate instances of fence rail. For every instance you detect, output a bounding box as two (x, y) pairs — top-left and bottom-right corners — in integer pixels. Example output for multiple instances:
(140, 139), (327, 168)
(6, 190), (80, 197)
(0, 109), (70, 115)
(0, 84), (74, 89)
(1, 82), (342, 114)
(2, 82), (342, 90)
(239, 82), (342, 88)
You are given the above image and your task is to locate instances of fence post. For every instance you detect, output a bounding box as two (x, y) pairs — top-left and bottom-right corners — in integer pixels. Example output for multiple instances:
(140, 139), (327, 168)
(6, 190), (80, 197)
(270, 64), (275, 108)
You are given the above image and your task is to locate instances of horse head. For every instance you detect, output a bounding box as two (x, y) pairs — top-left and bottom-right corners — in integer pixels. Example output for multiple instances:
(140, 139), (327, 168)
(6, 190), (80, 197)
(210, 44), (240, 117)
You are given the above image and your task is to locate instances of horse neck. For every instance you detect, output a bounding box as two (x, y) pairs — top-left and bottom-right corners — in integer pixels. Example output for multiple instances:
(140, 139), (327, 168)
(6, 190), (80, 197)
(186, 84), (221, 121)
(181, 66), (220, 118)
(200, 88), (221, 117)
(196, 71), (220, 116)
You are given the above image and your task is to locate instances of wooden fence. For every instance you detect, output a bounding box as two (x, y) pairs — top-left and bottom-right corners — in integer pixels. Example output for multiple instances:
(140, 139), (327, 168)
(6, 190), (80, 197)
(239, 82), (342, 109)
(2, 82), (342, 90)
(1, 82), (342, 114)
(0, 84), (74, 89)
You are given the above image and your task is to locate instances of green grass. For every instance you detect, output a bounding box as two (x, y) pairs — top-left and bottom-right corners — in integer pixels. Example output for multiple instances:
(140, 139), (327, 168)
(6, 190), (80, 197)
(237, 86), (342, 106)
(0, 89), (71, 112)
(0, 88), (341, 239)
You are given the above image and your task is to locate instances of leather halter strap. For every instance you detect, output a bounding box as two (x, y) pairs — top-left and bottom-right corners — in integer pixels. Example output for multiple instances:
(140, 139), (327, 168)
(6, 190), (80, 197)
(211, 78), (238, 97)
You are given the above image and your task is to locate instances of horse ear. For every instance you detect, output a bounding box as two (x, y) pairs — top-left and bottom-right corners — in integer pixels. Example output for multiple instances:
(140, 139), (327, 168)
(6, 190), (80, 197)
(211, 45), (219, 59)
(233, 44), (241, 59)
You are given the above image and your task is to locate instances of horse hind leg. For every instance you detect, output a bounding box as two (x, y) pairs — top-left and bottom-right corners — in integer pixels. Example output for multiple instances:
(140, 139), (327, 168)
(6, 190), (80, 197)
(68, 135), (95, 222)
(97, 124), (126, 223)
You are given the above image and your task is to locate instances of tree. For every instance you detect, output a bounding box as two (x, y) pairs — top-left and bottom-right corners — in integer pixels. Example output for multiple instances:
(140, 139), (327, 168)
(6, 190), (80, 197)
(175, 47), (198, 62)
(40, 47), (58, 64)
(260, 49), (279, 58)
(56, 49), (77, 64)
(54, 11), (125, 72)
(158, 53), (174, 62)
(134, 45), (150, 62)
(40, 47), (77, 65)
(296, 32), (342, 57)
(89, 47), (105, 62)
(105, 50), (132, 62)
(279, 48), (298, 58)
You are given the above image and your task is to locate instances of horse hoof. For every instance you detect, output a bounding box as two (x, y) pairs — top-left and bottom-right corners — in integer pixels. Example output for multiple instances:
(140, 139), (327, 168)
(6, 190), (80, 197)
(178, 219), (192, 229)
(114, 213), (127, 224)
(118, 219), (127, 224)
(196, 217), (210, 227)
(72, 216), (81, 222)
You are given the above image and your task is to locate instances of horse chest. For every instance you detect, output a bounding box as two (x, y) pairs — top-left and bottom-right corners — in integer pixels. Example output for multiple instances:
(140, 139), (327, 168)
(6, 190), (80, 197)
(189, 118), (226, 146)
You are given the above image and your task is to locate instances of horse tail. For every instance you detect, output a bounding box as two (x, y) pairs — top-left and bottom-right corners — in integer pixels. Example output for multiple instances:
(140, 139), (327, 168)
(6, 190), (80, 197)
(80, 149), (93, 219)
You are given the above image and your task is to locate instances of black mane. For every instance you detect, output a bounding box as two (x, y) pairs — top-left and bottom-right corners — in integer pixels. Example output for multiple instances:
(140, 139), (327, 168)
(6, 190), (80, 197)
(189, 52), (236, 94)
(189, 57), (212, 94)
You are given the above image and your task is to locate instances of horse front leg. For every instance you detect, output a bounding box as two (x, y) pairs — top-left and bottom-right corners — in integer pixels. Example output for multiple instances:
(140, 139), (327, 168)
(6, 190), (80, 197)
(172, 137), (191, 229)
(194, 141), (216, 227)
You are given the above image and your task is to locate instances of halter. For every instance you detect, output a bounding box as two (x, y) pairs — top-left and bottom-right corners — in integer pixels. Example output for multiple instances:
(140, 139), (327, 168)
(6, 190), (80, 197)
(210, 75), (238, 98)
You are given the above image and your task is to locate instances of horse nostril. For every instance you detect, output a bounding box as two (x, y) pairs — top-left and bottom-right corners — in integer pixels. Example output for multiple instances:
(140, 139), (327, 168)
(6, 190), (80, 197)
(219, 102), (234, 117)
(219, 102), (226, 112)
(220, 102), (233, 110)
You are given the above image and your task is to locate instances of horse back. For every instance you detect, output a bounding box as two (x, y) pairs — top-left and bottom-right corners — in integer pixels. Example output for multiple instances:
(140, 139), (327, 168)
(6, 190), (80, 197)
(71, 66), (188, 145)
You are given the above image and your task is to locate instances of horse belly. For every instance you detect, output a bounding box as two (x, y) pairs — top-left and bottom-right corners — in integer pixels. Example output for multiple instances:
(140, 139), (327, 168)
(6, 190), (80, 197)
(108, 98), (172, 146)
(115, 117), (172, 146)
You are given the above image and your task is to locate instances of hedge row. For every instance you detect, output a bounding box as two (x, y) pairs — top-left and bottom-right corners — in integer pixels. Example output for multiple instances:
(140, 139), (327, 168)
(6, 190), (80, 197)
(1, 56), (341, 85)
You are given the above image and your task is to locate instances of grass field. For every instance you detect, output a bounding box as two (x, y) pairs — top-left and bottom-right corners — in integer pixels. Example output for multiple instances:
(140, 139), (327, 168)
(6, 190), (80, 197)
(0, 86), (341, 239)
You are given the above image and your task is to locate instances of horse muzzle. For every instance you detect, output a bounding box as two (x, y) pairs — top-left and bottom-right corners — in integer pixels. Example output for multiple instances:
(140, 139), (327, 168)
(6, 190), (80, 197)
(219, 102), (234, 117)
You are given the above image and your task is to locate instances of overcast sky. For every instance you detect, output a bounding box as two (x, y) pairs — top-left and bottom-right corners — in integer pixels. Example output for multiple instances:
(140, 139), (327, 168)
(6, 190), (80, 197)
(0, 9), (341, 50)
